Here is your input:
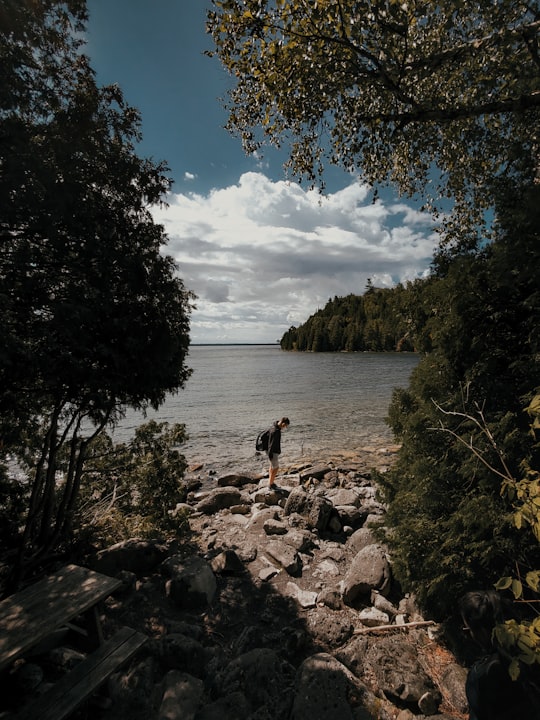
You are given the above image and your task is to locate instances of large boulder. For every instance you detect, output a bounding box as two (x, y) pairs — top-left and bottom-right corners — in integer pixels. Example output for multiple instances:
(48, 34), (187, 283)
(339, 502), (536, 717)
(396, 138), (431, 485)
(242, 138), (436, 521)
(217, 473), (254, 488)
(365, 637), (441, 711)
(165, 556), (217, 609)
(348, 527), (378, 554)
(195, 487), (243, 514)
(298, 465), (332, 482)
(342, 544), (392, 605)
(157, 634), (208, 676)
(326, 488), (364, 507)
(284, 488), (333, 531)
(193, 691), (251, 720)
(158, 670), (204, 720)
(305, 607), (354, 648)
(265, 540), (302, 576)
(215, 648), (295, 718)
(92, 538), (168, 576)
(291, 652), (393, 720)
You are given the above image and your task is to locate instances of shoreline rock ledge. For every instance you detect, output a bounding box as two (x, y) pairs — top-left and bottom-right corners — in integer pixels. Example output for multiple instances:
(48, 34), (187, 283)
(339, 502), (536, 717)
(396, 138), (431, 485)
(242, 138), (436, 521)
(13, 450), (469, 720)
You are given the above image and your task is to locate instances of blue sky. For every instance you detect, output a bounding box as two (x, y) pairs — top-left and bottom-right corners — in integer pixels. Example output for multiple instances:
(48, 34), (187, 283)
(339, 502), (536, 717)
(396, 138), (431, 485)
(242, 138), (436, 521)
(86, 0), (438, 343)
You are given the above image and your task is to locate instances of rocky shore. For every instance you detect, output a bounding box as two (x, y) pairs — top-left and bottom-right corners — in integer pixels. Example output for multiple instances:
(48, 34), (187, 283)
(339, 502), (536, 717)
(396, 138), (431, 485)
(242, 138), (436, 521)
(10, 446), (470, 720)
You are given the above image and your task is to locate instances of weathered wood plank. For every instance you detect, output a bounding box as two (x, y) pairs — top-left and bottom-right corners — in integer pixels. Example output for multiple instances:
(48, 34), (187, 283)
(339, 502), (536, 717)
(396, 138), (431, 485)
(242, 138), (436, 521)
(0, 565), (122, 671)
(18, 626), (147, 720)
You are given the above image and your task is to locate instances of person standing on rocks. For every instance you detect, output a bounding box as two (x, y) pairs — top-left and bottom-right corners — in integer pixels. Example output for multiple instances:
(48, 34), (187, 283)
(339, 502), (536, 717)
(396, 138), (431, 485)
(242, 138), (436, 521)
(459, 589), (540, 719)
(267, 417), (290, 489)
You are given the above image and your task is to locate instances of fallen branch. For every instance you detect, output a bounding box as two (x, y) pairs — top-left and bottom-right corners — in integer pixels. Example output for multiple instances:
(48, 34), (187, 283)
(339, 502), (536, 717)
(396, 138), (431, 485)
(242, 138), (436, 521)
(353, 620), (437, 634)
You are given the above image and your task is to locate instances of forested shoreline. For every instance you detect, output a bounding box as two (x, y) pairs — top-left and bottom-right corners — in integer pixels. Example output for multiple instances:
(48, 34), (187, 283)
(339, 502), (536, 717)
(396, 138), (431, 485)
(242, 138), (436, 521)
(280, 280), (425, 352)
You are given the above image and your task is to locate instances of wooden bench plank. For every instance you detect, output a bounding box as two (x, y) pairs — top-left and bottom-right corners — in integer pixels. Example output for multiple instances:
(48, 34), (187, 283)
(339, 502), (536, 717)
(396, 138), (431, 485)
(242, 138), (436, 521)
(18, 626), (147, 720)
(0, 565), (122, 671)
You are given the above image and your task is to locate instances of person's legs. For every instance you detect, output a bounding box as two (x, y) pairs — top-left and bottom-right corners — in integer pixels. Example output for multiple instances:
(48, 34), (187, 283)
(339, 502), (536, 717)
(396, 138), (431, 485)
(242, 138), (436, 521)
(268, 454), (279, 486)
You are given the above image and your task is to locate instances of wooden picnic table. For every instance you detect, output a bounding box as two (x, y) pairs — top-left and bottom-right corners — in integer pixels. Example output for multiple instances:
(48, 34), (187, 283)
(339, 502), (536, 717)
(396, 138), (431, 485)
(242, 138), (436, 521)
(0, 564), (147, 720)
(0, 563), (121, 672)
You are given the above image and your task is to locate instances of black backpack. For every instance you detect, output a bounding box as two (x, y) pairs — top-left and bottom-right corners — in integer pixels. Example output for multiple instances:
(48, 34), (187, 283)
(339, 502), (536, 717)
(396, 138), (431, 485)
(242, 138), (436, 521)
(255, 429), (270, 452)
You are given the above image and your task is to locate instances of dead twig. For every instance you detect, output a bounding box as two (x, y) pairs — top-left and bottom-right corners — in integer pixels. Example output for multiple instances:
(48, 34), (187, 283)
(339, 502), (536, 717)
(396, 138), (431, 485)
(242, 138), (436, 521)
(353, 620), (437, 634)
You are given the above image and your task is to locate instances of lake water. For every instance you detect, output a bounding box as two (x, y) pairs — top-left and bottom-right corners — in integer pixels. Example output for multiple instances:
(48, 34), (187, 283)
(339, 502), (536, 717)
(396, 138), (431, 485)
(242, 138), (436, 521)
(116, 345), (418, 474)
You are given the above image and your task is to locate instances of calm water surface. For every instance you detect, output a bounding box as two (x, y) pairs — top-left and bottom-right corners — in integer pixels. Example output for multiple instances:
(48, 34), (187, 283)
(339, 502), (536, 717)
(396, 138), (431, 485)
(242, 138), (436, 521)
(117, 345), (419, 473)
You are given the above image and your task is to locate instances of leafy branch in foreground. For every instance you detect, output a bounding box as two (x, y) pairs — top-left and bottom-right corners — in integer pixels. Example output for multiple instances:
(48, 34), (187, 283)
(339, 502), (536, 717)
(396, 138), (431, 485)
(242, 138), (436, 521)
(207, 0), (540, 244)
(431, 394), (540, 677)
(1, 0), (194, 583)
(77, 421), (190, 546)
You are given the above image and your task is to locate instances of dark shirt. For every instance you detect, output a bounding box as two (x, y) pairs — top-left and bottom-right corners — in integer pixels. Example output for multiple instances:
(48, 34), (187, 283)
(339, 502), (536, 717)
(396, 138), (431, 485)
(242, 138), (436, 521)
(267, 421), (281, 458)
(466, 653), (540, 720)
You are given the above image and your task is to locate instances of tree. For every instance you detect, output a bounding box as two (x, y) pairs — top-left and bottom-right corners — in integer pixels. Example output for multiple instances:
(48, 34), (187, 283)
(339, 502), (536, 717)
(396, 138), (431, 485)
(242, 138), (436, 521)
(77, 421), (190, 544)
(0, 0), (193, 577)
(206, 0), (540, 244)
(279, 288), (419, 352)
(377, 183), (540, 618)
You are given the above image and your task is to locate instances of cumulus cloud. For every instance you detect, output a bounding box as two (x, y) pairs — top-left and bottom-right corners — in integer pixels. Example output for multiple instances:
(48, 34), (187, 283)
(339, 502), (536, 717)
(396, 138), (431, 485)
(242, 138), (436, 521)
(153, 172), (438, 344)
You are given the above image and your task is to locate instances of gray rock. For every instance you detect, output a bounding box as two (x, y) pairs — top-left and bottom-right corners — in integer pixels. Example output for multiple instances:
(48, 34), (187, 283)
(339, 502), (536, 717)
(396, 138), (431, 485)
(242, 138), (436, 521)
(158, 634), (208, 676)
(285, 582), (318, 608)
(283, 488), (334, 531)
(283, 487), (309, 515)
(291, 653), (356, 720)
(165, 556), (217, 609)
(230, 504), (252, 515)
(334, 636), (371, 678)
(312, 557), (341, 578)
(282, 528), (318, 553)
(215, 648), (294, 717)
(306, 607), (354, 648)
(366, 637), (439, 708)
(246, 507), (281, 533)
(334, 505), (366, 528)
(348, 528), (378, 554)
(439, 663), (468, 714)
(217, 474), (254, 488)
(263, 518), (288, 535)
(158, 670), (204, 720)
(327, 488), (364, 507)
(298, 465), (332, 482)
(265, 540), (302, 576)
(371, 589), (399, 616)
(253, 486), (289, 504)
(195, 487), (243, 514)
(210, 549), (244, 574)
(92, 538), (168, 576)
(342, 545), (392, 604)
(291, 653), (391, 720)
(358, 607), (390, 627)
(259, 565), (280, 581)
(307, 495), (334, 531)
(194, 691), (251, 720)
(316, 587), (343, 610)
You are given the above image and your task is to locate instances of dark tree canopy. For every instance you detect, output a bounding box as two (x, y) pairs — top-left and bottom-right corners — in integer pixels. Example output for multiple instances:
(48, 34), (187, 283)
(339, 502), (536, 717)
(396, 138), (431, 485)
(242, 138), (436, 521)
(207, 0), (540, 244)
(0, 0), (193, 571)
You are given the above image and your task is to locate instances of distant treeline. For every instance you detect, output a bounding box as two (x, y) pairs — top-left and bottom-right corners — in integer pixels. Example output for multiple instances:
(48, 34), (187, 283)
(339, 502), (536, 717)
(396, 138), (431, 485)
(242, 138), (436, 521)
(280, 278), (427, 352)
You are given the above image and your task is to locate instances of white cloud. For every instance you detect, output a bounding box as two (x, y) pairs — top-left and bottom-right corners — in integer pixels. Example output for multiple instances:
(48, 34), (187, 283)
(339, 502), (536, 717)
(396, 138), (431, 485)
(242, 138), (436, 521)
(184, 171), (196, 181)
(153, 172), (438, 344)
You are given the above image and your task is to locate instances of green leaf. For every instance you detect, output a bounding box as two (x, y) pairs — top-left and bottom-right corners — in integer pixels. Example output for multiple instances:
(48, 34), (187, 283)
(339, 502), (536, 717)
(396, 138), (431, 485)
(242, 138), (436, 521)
(511, 579), (523, 600)
(526, 571), (540, 593)
(495, 577), (513, 591)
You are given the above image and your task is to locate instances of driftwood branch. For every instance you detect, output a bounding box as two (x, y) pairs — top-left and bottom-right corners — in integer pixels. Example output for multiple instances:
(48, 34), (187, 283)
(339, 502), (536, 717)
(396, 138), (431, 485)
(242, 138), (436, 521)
(353, 620), (436, 635)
